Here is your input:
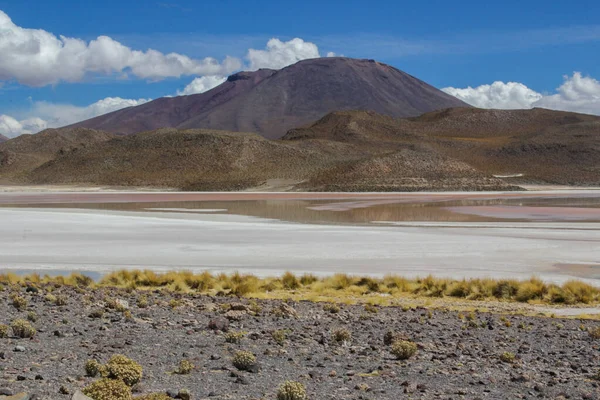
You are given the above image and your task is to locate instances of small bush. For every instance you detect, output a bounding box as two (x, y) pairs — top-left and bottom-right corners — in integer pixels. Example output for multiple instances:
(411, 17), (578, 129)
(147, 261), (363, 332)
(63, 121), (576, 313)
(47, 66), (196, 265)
(175, 359), (194, 375)
(0, 324), (9, 338)
(323, 303), (340, 314)
(27, 311), (38, 322)
(137, 295), (149, 308)
(105, 354), (143, 386)
(588, 326), (600, 339)
(232, 351), (256, 371)
(45, 293), (57, 303)
(277, 380), (307, 400)
(54, 295), (68, 306)
(332, 328), (351, 343)
(391, 340), (417, 360)
(12, 295), (27, 311)
(85, 359), (102, 377)
(225, 331), (246, 344)
(500, 352), (516, 363)
(383, 330), (401, 346)
(282, 272), (300, 290)
(299, 274), (318, 286)
(83, 378), (132, 400)
(272, 329), (287, 346)
(11, 319), (36, 338)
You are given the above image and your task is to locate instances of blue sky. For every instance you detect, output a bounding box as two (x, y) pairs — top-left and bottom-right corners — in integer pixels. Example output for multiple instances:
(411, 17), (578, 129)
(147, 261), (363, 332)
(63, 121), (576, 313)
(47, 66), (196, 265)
(1, 0), (600, 136)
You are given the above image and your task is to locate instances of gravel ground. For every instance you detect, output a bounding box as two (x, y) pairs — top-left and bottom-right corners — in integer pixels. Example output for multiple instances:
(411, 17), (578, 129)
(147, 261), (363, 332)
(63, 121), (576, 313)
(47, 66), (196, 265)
(1, 286), (599, 399)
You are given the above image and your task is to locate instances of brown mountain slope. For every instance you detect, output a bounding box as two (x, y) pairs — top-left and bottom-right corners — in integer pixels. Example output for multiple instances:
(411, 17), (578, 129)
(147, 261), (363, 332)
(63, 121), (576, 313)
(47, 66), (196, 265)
(0, 134), (8, 143)
(28, 129), (346, 190)
(286, 108), (600, 186)
(26, 114), (515, 192)
(71, 57), (469, 139)
(0, 127), (115, 182)
(9, 107), (599, 191)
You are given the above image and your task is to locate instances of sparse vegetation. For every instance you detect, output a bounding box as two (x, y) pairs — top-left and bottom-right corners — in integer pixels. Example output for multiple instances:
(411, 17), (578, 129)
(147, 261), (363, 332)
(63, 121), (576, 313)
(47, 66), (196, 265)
(85, 359), (103, 377)
(500, 352), (516, 363)
(105, 354), (143, 386)
(11, 295), (27, 311)
(175, 359), (194, 375)
(224, 331), (246, 344)
(588, 326), (600, 339)
(11, 319), (36, 338)
(277, 381), (307, 400)
(0, 324), (9, 338)
(83, 378), (132, 400)
(272, 329), (287, 346)
(332, 328), (351, 343)
(391, 340), (417, 360)
(232, 350), (257, 371)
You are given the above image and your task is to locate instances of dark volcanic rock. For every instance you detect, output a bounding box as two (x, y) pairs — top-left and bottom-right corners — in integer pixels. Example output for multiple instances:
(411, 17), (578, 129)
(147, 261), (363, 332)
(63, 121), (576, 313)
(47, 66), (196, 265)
(69, 57), (469, 139)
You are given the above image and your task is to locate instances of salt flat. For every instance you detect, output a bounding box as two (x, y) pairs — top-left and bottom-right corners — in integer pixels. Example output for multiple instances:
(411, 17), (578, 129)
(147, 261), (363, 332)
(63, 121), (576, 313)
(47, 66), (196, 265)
(1, 207), (599, 285)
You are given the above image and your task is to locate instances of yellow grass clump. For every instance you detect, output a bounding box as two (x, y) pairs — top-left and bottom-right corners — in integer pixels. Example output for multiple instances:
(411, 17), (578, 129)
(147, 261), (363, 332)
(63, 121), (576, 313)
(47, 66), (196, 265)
(1, 270), (599, 307)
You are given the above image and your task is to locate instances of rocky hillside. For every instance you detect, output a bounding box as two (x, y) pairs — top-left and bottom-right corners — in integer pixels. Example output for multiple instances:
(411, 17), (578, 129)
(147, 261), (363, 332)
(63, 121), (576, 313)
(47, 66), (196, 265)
(0, 128), (115, 183)
(70, 57), (469, 139)
(0, 134), (7, 143)
(2, 107), (599, 190)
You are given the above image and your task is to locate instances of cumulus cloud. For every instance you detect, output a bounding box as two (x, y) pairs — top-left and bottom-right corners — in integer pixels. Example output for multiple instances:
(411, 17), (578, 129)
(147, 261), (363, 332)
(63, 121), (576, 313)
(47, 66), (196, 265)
(0, 115), (47, 138)
(0, 97), (150, 137)
(176, 75), (227, 95)
(0, 10), (241, 86)
(246, 38), (320, 70)
(442, 82), (543, 109)
(442, 72), (600, 115)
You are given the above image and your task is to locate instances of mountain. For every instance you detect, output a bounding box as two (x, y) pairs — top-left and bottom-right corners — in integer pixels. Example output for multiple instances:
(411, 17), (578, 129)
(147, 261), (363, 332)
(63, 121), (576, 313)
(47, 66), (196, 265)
(286, 108), (600, 187)
(0, 127), (115, 183)
(5, 107), (599, 191)
(0, 134), (7, 143)
(71, 57), (469, 139)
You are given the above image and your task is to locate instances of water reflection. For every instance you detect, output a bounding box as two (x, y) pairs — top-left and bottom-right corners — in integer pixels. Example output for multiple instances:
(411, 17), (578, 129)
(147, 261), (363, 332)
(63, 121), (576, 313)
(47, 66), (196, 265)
(3, 195), (600, 224)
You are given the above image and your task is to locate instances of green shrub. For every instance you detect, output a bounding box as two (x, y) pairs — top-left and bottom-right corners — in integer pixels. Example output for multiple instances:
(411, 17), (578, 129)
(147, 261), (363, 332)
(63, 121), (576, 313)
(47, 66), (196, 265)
(27, 311), (38, 322)
(85, 359), (102, 377)
(332, 328), (351, 343)
(500, 352), (516, 363)
(588, 326), (600, 339)
(105, 354), (143, 386)
(224, 331), (246, 344)
(277, 380), (307, 400)
(45, 293), (57, 303)
(83, 378), (132, 400)
(282, 272), (300, 290)
(232, 351), (256, 371)
(272, 329), (287, 346)
(11, 319), (36, 338)
(175, 359), (194, 375)
(0, 324), (9, 338)
(323, 303), (340, 314)
(11, 295), (27, 311)
(137, 295), (149, 308)
(54, 295), (68, 306)
(391, 340), (417, 360)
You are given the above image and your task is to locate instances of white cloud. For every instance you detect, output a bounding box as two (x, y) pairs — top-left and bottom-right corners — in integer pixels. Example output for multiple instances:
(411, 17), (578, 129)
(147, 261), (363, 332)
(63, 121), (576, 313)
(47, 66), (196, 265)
(534, 72), (600, 115)
(442, 81), (542, 109)
(442, 72), (600, 115)
(0, 10), (241, 86)
(246, 38), (320, 70)
(177, 75), (226, 96)
(0, 97), (150, 138)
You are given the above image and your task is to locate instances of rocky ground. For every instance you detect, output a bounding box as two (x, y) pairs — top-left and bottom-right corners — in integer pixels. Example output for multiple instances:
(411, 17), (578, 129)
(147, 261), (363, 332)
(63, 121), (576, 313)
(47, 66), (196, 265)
(1, 285), (599, 400)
